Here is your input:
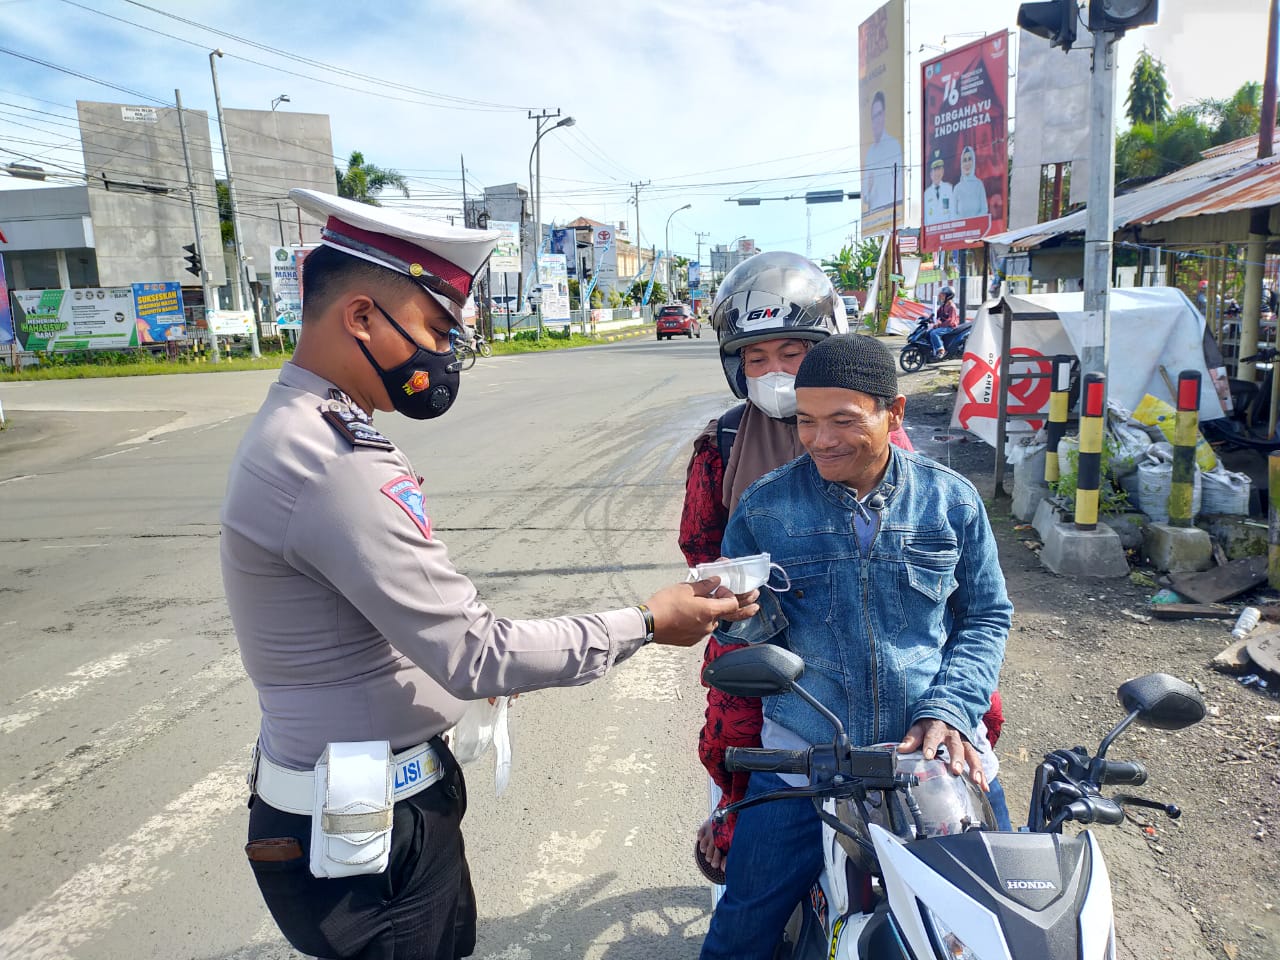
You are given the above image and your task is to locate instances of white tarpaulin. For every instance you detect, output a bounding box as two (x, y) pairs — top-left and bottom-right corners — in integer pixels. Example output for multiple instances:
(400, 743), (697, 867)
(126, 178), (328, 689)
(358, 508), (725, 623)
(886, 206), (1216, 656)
(952, 287), (1226, 446)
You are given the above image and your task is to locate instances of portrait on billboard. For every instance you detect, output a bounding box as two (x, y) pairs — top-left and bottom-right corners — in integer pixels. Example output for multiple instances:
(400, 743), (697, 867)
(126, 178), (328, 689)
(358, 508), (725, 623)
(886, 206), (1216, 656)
(858, 0), (905, 237)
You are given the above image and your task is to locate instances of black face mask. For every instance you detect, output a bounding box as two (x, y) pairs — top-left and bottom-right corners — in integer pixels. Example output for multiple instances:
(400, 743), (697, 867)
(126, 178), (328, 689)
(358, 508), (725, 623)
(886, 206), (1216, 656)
(357, 301), (462, 420)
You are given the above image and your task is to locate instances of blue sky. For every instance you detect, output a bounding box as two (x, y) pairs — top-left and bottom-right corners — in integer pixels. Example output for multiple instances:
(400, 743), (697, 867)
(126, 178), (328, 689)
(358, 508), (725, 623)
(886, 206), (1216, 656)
(0, 0), (1268, 262)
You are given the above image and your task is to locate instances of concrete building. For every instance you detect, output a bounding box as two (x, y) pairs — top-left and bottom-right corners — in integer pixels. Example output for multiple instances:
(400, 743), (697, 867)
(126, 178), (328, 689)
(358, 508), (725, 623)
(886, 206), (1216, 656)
(0, 185), (99, 290)
(221, 108), (336, 278)
(76, 100), (228, 287)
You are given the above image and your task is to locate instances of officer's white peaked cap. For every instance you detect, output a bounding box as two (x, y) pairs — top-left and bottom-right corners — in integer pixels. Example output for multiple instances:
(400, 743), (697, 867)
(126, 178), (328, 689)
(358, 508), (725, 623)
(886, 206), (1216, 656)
(290, 188), (501, 323)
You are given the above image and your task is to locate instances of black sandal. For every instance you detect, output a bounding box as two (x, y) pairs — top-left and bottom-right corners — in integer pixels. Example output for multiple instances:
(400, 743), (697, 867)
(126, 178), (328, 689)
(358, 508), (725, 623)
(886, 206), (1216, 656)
(694, 839), (726, 885)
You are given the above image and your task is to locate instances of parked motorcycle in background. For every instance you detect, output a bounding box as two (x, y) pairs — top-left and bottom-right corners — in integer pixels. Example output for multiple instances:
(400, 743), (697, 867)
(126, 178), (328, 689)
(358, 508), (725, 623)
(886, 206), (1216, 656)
(702, 645), (1205, 960)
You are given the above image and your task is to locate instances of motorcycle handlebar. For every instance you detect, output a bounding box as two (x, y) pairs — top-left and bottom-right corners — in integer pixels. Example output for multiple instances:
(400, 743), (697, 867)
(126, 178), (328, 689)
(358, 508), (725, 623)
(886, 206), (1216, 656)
(724, 747), (811, 776)
(1096, 759), (1148, 786)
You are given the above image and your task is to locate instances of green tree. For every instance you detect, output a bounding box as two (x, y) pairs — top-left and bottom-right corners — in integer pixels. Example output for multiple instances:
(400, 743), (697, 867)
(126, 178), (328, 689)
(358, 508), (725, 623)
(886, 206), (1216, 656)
(216, 180), (234, 246)
(1196, 82), (1263, 146)
(626, 277), (666, 305)
(1125, 49), (1171, 127)
(821, 239), (881, 292)
(1115, 108), (1210, 185)
(334, 150), (410, 205)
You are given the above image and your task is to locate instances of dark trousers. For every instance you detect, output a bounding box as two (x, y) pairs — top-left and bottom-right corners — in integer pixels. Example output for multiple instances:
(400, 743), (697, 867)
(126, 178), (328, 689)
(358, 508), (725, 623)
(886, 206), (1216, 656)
(246, 742), (476, 960)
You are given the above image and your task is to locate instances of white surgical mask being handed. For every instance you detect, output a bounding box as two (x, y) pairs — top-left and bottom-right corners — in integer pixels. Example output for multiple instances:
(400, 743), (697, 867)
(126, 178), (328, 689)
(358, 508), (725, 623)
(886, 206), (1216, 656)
(746, 371), (798, 419)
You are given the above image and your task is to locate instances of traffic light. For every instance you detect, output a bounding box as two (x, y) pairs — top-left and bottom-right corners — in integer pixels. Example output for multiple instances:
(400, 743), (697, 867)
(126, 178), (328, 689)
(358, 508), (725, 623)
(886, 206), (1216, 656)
(1088, 0), (1158, 33)
(182, 243), (202, 278)
(1017, 0), (1078, 52)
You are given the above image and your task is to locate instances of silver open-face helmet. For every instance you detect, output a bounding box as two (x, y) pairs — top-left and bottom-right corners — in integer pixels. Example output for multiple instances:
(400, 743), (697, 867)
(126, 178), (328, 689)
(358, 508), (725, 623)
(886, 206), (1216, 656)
(711, 251), (848, 398)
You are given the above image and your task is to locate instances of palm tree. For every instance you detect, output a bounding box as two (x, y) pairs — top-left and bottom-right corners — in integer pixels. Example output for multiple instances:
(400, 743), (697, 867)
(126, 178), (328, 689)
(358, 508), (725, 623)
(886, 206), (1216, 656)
(334, 150), (410, 205)
(1196, 82), (1263, 146)
(1115, 108), (1210, 186)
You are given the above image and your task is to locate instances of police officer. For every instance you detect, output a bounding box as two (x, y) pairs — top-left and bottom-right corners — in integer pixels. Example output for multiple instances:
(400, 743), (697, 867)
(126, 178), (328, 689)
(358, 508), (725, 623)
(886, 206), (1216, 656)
(222, 189), (756, 960)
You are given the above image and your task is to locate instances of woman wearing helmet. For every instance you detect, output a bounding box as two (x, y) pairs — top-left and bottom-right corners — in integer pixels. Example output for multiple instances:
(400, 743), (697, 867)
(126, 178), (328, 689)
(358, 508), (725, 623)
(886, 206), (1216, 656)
(678, 254), (1008, 882)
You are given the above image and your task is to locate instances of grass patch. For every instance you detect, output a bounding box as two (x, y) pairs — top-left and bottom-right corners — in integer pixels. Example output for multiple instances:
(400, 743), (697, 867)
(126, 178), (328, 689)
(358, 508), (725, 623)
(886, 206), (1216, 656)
(0, 350), (292, 381)
(0, 325), (654, 380)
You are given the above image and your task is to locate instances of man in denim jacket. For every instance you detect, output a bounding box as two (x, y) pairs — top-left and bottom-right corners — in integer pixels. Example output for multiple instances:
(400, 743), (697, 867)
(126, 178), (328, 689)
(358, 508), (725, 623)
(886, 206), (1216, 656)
(700, 334), (1012, 960)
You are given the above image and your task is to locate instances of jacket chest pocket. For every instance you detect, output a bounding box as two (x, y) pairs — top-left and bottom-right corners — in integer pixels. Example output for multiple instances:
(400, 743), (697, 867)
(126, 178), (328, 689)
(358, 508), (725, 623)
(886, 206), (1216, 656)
(776, 563), (843, 670)
(901, 541), (959, 604)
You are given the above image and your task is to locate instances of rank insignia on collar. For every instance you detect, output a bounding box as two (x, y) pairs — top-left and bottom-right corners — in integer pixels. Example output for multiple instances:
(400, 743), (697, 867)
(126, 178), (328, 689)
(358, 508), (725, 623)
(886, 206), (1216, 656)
(320, 400), (395, 450)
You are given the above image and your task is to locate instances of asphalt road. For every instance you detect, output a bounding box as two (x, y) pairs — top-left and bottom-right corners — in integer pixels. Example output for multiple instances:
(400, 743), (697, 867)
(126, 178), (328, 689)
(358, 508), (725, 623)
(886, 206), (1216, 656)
(0, 335), (736, 960)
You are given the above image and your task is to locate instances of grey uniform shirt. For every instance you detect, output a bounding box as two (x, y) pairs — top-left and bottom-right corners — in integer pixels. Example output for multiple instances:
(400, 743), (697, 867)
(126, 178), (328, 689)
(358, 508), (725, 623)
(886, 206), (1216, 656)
(222, 362), (647, 770)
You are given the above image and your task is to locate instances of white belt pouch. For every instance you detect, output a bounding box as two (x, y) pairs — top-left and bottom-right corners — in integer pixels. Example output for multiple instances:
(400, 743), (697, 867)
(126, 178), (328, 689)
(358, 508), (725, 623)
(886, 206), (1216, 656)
(310, 741), (394, 879)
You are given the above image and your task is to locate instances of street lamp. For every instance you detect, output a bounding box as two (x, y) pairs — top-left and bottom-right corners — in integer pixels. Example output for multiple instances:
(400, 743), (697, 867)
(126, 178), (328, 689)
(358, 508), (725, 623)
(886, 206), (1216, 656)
(209, 48), (260, 357)
(664, 203), (691, 297)
(526, 112), (575, 337)
(271, 94), (290, 111)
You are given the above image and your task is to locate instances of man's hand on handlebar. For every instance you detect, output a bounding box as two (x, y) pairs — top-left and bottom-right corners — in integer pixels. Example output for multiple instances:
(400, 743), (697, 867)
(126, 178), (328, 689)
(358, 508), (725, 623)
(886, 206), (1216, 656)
(645, 579), (760, 647)
(899, 718), (988, 791)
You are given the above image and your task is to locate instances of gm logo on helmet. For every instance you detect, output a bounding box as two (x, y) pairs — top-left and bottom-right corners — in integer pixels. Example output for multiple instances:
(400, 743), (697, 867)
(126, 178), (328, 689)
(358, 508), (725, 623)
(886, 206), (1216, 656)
(746, 307), (781, 322)
(1005, 879), (1056, 891)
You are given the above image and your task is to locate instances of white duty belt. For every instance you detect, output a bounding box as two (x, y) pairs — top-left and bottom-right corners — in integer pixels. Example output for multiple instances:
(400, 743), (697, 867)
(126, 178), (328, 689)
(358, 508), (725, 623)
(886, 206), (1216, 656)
(248, 739), (444, 816)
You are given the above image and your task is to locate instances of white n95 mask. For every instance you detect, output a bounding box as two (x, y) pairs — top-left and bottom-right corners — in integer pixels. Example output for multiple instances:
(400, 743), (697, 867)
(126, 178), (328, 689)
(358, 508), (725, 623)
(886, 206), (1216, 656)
(688, 553), (791, 595)
(746, 372), (797, 419)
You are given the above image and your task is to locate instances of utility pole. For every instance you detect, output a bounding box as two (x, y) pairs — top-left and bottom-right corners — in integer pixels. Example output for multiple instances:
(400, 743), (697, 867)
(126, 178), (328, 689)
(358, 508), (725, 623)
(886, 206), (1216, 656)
(1080, 28), (1118, 391)
(630, 180), (650, 280)
(209, 49), (260, 357)
(695, 231), (709, 270)
(174, 88), (219, 363)
(1249, 0), (1278, 402)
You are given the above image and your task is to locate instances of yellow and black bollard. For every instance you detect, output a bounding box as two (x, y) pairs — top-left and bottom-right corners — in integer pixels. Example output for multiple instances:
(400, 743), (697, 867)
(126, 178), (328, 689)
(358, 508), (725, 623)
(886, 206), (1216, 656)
(1074, 373), (1105, 531)
(1044, 355), (1072, 485)
(1168, 371), (1201, 527)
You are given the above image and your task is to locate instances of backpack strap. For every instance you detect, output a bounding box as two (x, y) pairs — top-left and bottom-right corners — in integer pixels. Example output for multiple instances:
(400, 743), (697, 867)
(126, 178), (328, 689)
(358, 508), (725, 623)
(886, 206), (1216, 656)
(716, 402), (748, 465)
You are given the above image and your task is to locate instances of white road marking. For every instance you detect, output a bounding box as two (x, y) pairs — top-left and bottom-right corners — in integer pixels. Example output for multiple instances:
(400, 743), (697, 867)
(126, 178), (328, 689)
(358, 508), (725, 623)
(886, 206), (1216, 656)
(0, 637), (172, 734)
(0, 652), (245, 825)
(41, 543), (105, 549)
(0, 758), (247, 960)
(90, 447), (137, 461)
(0, 474), (39, 485)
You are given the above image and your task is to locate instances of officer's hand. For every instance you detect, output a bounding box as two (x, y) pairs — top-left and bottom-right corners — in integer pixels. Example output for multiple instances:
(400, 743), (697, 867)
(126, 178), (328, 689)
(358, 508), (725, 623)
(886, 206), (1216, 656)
(645, 579), (756, 647)
(899, 719), (987, 791)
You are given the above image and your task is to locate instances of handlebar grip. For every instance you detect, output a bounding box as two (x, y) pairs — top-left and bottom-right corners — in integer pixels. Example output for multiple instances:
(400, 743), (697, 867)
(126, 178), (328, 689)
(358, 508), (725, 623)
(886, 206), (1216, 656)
(724, 747), (811, 776)
(1098, 759), (1148, 786)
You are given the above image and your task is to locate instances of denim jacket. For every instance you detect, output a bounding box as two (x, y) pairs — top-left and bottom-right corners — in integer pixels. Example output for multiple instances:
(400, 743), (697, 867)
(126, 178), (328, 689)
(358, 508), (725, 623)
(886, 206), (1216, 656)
(714, 448), (1011, 749)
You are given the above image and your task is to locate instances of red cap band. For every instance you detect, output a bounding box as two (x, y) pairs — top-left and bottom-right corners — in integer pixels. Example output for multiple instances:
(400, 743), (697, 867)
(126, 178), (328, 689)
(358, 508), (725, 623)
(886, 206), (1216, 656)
(322, 216), (473, 303)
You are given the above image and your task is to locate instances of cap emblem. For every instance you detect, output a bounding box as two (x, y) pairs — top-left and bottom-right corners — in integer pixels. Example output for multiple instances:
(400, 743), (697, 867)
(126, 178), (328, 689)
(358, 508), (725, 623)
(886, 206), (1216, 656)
(409, 263), (425, 277)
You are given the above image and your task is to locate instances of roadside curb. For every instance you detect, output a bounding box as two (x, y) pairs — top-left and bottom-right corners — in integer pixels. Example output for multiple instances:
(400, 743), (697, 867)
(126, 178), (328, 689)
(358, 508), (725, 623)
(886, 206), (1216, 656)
(598, 325), (656, 343)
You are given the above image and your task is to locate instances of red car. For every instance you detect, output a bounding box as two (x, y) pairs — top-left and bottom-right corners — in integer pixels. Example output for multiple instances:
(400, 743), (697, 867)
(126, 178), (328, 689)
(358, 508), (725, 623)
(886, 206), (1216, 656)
(656, 303), (701, 340)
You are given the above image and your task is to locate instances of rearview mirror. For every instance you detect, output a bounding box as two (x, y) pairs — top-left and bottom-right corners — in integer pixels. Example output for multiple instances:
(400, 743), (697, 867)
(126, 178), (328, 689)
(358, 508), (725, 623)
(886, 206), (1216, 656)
(702, 644), (803, 697)
(1117, 673), (1206, 730)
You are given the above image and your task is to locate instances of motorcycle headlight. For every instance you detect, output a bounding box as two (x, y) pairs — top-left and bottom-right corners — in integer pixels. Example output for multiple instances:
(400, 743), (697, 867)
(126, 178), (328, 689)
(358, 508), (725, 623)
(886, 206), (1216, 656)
(925, 906), (984, 960)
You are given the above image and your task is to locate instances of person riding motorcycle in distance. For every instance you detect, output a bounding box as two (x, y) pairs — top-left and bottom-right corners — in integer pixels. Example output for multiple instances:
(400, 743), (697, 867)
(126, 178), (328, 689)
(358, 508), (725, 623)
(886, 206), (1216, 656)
(928, 285), (960, 359)
(678, 254), (1008, 883)
(696, 332), (1012, 960)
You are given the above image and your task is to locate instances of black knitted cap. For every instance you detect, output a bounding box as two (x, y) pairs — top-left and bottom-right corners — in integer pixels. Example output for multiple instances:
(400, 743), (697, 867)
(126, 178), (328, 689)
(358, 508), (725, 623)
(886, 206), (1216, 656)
(794, 333), (899, 400)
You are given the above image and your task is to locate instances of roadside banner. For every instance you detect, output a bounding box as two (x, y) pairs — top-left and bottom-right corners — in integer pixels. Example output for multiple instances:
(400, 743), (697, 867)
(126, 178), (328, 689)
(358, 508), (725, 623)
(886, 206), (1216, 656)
(488, 221), (521, 273)
(688, 261), (701, 287)
(131, 282), (187, 342)
(14, 287), (135, 350)
(0, 255), (13, 345)
(270, 245), (314, 330)
(538, 254), (571, 322)
(592, 226), (618, 294)
(886, 295), (932, 336)
(920, 33), (1010, 252)
(207, 309), (254, 337)
(953, 289), (1225, 446)
(642, 250), (661, 305)
(858, 0), (906, 238)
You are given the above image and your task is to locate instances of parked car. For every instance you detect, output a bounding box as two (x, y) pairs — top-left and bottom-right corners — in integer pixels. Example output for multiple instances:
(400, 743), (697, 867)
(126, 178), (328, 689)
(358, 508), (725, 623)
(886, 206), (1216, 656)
(840, 294), (861, 319)
(655, 303), (701, 340)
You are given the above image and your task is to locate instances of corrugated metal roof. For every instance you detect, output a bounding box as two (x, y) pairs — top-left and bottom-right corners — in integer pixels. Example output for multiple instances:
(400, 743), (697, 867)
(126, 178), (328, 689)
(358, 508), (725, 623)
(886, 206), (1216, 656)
(986, 134), (1280, 250)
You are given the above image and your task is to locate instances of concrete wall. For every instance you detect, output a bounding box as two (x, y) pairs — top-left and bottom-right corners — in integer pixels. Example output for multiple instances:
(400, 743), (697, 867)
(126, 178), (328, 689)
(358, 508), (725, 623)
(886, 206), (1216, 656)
(1008, 30), (1093, 231)
(222, 109), (335, 280)
(77, 101), (227, 286)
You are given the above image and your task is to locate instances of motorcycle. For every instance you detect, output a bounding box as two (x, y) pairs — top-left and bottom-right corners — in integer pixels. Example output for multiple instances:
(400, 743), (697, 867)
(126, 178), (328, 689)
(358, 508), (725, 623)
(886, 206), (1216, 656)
(1201, 345), (1280, 451)
(899, 315), (972, 373)
(703, 644), (1204, 960)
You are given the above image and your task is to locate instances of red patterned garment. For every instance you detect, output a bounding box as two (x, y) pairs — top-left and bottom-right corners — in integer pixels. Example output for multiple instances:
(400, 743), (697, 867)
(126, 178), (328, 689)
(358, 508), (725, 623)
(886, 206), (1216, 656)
(681, 422), (997, 856)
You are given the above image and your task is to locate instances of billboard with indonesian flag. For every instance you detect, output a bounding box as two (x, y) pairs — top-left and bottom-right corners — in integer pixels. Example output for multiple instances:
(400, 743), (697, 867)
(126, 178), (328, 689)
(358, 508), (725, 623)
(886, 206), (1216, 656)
(920, 33), (1009, 252)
